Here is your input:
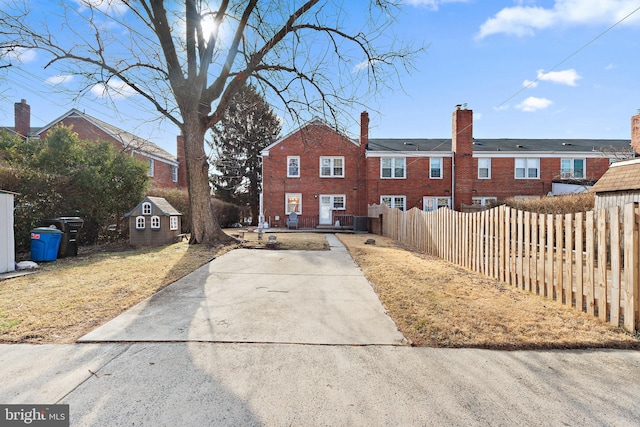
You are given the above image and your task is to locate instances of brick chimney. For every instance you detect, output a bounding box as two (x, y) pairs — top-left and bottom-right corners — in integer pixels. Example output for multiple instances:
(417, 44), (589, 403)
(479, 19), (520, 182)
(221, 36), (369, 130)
(360, 111), (369, 155)
(631, 112), (640, 155)
(14, 99), (30, 139)
(358, 111), (370, 215)
(452, 105), (474, 210)
(176, 134), (187, 188)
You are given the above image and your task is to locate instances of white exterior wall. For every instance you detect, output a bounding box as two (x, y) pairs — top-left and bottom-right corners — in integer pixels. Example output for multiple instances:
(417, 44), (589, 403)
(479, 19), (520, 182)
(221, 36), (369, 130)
(0, 192), (15, 273)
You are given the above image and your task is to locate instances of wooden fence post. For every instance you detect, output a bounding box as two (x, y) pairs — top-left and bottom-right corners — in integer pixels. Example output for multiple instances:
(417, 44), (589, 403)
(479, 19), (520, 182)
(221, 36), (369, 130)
(623, 203), (638, 332)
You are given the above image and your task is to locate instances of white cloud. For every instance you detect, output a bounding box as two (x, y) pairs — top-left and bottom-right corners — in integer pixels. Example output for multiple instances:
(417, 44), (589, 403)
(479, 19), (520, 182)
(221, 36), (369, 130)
(605, 63), (616, 70)
(90, 79), (137, 100)
(46, 75), (74, 85)
(523, 79), (538, 88)
(536, 69), (582, 86)
(477, 0), (640, 39)
(404, 0), (470, 11)
(2, 47), (37, 63)
(73, 0), (129, 15)
(516, 96), (553, 112)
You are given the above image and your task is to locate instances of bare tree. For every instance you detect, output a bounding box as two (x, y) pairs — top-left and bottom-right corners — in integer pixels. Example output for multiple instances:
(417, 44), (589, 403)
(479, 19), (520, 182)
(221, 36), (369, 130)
(0, 0), (417, 245)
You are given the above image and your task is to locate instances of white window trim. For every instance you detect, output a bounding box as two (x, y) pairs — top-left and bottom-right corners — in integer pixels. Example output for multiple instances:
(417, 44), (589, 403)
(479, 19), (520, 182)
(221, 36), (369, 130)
(170, 216), (179, 231)
(430, 157), (443, 179)
(326, 194), (346, 210)
(150, 215), (161, 229)
(380, 157), (406, 179)
(142, 202), (152, 215)
(472, 197), (497, 207)
(423, 196), (451, 211)
(147, 159), (154, 177)
(560, 158), (586, 179)
(172, 165), (178, 182)
(381, 195), (406, 211)
(287, 156), (300, 178)
(285, 193), (302, 215)
(319, 156), (345, 178)
(515, 158), (540, 180)
(135, 216), (145, 230)
(478, 158), (491, 179)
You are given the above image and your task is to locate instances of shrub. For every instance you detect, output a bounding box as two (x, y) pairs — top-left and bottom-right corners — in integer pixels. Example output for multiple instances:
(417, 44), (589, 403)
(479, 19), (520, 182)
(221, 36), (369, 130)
(503, 193), (595, 215)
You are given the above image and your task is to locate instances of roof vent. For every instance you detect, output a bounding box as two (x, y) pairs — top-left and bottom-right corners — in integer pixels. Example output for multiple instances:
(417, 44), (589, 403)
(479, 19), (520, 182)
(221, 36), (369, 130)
(562, 142), (571, 146)
(403, 142), (414, 146)
(516, 144), (524, 148)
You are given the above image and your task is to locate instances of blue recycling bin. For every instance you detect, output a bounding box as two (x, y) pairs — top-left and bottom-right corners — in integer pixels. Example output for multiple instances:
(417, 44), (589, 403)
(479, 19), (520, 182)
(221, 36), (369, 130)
(30, 227), (63, 262)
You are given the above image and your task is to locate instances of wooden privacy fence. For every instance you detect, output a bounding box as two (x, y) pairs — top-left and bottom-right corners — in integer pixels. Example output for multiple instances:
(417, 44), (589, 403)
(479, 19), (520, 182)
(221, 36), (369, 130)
(368, 203), (640, 333)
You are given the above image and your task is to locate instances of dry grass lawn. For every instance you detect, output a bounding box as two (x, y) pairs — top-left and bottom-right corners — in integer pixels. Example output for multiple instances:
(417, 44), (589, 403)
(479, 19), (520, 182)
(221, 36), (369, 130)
(337, 234), (640, 350)
(2, 231), (639, 349)
(0, 232), (328, 344)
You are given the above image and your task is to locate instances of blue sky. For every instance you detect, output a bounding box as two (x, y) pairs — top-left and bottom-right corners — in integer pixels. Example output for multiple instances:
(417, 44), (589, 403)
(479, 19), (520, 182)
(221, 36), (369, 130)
(1, 0), (639, 156)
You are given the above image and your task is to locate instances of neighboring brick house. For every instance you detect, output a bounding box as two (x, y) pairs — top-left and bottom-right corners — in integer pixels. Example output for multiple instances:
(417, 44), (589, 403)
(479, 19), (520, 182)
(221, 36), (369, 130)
(3, 99), (184, 189)
(261, 106), (632, 227)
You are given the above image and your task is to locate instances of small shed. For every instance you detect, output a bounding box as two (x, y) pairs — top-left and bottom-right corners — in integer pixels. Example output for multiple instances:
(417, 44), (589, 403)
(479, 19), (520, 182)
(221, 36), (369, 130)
(0, 190), (17, 273)
(125, 196), (182, 246)
(591, 158), (640, 210)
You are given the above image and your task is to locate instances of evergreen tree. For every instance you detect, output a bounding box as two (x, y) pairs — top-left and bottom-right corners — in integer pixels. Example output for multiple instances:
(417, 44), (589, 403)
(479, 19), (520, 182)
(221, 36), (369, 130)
(209, 84), (281, 226)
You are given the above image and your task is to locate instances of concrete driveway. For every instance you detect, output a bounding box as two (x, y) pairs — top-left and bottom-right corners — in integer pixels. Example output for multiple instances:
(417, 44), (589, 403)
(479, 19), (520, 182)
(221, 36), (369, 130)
(1, 234), (640, 426)
(78, 234), (405, 345)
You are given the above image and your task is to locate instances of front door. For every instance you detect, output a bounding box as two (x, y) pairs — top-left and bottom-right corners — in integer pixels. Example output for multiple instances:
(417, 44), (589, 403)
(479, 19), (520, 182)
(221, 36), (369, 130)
(319, 195), (332, 225)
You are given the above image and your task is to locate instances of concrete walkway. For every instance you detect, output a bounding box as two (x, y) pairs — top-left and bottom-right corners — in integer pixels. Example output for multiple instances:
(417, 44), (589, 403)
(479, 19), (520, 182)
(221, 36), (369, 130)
(78, 234), (405, 345)
(2, 234), (640, 426)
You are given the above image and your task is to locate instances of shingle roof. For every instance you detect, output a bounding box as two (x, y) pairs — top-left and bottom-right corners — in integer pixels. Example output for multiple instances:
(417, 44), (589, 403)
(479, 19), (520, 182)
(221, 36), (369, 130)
(590, 158), (640, 193)
(124, 196), (182, 217)
(368, 138), (631, 154)
(35, 109), (177, 164)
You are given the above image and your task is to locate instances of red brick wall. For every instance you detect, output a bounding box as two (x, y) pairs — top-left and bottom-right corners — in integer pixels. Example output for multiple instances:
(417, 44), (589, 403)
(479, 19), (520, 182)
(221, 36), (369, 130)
(262, 122), (365, 227)
(365, 156), (453, 210)
(632, 114), (640, 155)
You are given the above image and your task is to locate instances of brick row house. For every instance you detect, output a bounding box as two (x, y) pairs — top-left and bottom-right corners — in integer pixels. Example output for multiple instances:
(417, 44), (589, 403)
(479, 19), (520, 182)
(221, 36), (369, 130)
(3, 99), (185, 189)
(261, 106), (632, 228)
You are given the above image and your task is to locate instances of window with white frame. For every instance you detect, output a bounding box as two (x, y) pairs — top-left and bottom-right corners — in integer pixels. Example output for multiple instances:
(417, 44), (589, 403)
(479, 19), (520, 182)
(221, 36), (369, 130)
(170, 216), (179, 231)
(172, 166), (178, 182)
(430, 157), (443, 179)
(560, 158), (585, 179)
(381, 195), (406, 211)
(331, 195), (346, 210)
(142, 202), (152, 215)
(515, 158), (540, 179)
(380, 157), (406, 179)
(285, 193), (302, 214)
(287, 156), (300, 177)
(472, 197), (497, 207)
(320, 156), (344, 177)
(150, 215), (160, 229)
(478, 158), (491, 179)
(423, 197), (451, 211)
(135, 216), (145, 229)
(147, 159), (154, 177)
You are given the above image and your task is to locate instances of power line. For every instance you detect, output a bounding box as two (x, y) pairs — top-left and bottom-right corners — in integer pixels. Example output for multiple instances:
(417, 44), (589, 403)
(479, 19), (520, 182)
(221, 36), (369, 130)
(495, 4), (640, 109)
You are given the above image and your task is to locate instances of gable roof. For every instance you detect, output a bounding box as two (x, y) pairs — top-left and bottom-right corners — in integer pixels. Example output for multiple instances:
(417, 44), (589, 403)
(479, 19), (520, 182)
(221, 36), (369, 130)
(35, 109), (177, 165)
(590, 158), (640, 193)
(262, 117), (358, 154)
(368, 138), (631, 155)
(124, 196), (182, 217)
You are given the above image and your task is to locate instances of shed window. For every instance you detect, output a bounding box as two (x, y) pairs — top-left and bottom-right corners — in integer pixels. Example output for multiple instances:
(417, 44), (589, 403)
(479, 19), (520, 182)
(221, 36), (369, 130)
(150, 216), (160, 229)
(170, 216), (179, 231)
(142, 202), (152, 215)
(135, 216), (145, 229)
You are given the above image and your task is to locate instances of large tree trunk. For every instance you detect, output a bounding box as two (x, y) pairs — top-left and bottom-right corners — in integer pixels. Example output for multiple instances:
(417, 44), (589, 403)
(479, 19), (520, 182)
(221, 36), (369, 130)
(183, 116), (234, 245)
